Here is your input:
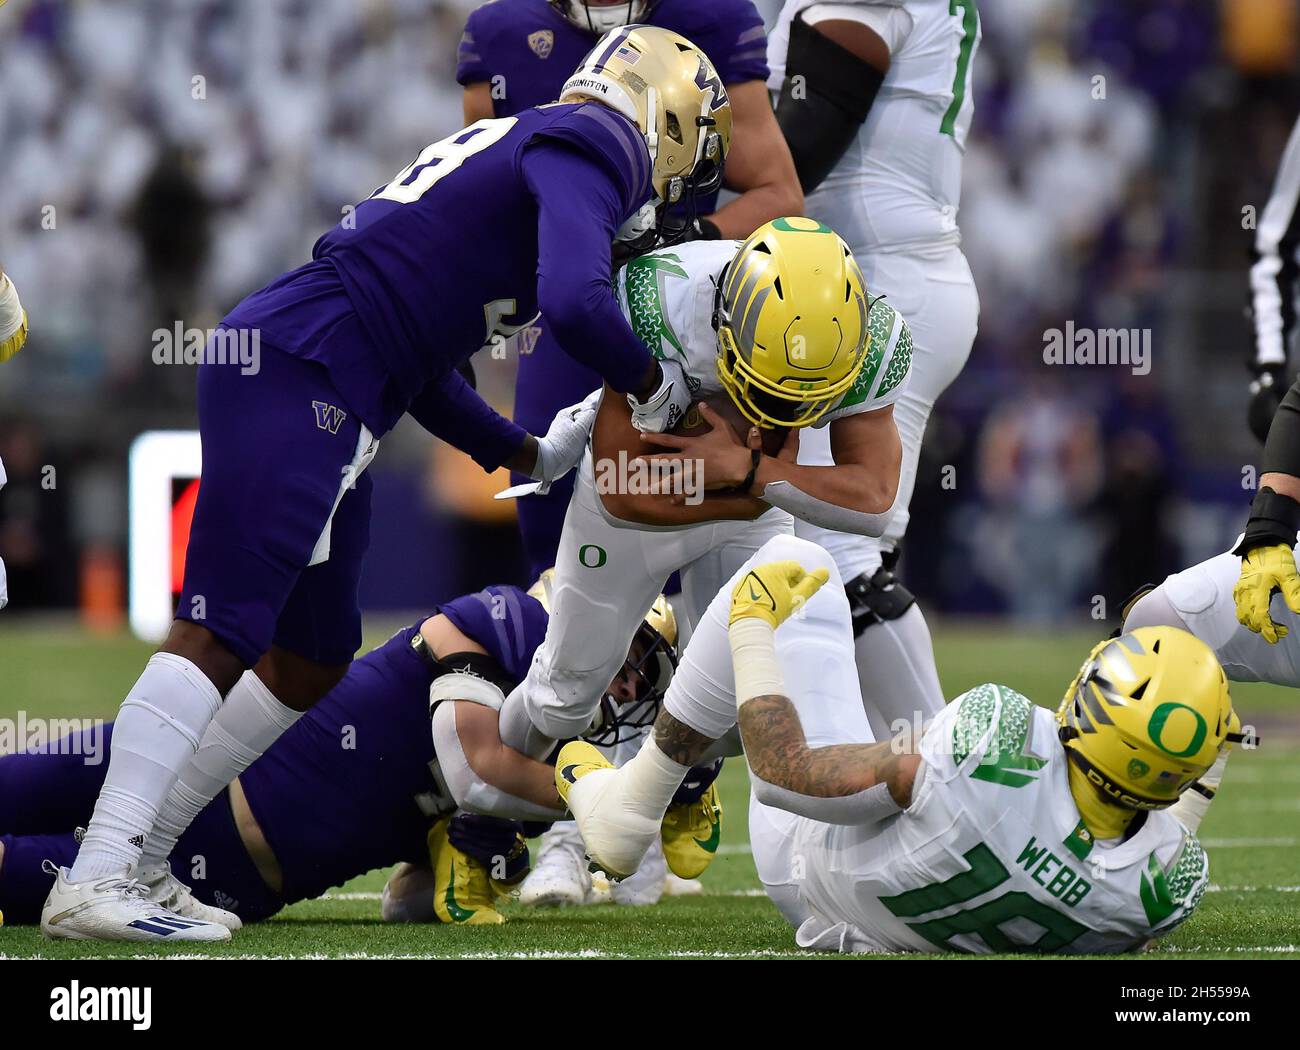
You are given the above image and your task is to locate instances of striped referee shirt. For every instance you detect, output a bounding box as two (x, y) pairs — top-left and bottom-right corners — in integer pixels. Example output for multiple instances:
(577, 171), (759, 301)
(1250, 113), (1300, 370)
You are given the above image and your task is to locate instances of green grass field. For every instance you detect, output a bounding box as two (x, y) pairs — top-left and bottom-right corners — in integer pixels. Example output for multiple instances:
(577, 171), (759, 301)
(2, 618), (1297, 960)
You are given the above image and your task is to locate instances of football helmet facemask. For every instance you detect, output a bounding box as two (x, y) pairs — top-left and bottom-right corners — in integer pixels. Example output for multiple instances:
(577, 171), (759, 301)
(550, 1), (656, 35)
(560, 24), (731, 250)
(526, 571), (678, 746)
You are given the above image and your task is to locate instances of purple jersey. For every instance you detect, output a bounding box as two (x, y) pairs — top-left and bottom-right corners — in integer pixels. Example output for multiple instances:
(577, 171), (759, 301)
(457, 0), (770, 217)
(226, 103), (653, 437)
(235, 586), (547, 904)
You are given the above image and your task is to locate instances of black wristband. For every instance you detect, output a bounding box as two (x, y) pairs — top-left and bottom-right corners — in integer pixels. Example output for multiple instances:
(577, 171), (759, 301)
(739, 448), (762, 495)
(1234, 486), (1300, 555)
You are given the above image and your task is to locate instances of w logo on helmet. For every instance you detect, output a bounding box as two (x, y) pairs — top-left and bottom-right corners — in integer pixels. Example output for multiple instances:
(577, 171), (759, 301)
(694, 56), (728, 112)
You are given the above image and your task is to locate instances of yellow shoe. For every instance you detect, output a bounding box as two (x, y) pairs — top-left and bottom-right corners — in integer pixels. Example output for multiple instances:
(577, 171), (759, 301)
(555, 741), (660, 881)
(428, 819), (506, 925)
(660, 782), (722, 879)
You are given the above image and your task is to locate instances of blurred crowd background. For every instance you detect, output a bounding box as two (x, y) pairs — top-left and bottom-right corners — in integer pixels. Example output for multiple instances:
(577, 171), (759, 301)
(1, 0), (1298, 628)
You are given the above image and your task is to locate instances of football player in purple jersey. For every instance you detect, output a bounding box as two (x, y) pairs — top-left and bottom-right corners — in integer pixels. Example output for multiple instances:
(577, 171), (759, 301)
(42, 26), (732, 941)
(458, 0), (802, 579)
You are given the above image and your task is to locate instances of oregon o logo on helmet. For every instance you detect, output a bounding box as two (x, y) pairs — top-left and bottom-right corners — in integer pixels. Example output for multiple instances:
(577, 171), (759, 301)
(579, 544), (607, 568)
(1146, 702), (1208, 757)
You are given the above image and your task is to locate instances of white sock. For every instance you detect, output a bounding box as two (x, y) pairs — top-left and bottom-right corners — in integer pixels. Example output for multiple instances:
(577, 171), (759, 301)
(614, 735), (692, 822)
(853, 605), (946, 743)
(69, 653), (223, 882)
(1167, 751), (1230, 835)
(139, 671), (302, 871)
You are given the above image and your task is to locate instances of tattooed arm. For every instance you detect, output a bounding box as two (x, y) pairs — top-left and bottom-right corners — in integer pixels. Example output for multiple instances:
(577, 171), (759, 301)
(738, 694), (921, 822)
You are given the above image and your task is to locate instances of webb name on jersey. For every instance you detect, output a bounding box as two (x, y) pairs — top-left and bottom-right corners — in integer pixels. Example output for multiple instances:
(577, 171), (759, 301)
(785, 684), (1208, 954)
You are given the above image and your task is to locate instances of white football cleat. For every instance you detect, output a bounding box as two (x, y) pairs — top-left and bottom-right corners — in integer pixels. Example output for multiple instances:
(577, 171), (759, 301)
(663, 872), (704, 897)
(138, 863), (243, 931)
(517, 823), (592, 907)
(41, 865), (231, 942)
(611, 836), (666, 907)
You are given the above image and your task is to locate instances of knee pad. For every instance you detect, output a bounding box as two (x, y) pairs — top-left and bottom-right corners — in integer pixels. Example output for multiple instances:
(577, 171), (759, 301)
(754, 534), (841, 581)
(846, 567), (916, 637)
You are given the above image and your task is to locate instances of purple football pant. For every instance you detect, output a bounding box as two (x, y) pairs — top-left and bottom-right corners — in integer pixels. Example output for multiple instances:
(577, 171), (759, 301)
(176, 334), (373, 667)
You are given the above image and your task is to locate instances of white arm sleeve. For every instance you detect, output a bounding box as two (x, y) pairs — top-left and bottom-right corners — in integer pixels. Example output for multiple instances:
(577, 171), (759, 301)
(430, 702), (565, 822)
(760, 477), (899, 537)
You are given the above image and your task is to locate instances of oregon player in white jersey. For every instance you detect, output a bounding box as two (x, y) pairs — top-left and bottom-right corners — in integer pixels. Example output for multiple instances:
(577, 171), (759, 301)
(768, 1), (982, 742)
(557, 535), (1242, 953)
(497, 218), (910, 765)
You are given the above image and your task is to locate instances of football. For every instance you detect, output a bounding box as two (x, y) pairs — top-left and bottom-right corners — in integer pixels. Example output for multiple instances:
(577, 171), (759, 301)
(672, 394), (790, 459)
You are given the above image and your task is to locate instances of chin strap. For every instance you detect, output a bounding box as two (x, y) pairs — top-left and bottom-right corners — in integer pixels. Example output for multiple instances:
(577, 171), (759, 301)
(1065, 760), (1137, 841)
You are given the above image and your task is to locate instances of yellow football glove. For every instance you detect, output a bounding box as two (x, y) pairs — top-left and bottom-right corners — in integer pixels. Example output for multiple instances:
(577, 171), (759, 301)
(729, 560), (829, 630)
(1234, 543), (1300, 644)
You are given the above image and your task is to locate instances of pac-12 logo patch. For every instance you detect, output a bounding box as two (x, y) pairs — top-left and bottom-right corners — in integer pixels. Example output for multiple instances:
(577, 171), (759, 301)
(528, 29), (554, 58)
(313, 401), (347, 434)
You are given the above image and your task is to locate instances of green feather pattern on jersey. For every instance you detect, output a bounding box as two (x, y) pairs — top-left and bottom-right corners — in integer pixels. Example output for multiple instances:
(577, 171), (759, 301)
(951, 683), (1047, 788)
(622, 252), (688, 362)
(835, 298), (912, 411)
(1141, 836), (1209, 930)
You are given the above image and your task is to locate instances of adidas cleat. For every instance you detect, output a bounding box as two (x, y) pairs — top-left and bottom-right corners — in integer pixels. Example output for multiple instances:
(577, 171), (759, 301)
(41, 865), (231, 942)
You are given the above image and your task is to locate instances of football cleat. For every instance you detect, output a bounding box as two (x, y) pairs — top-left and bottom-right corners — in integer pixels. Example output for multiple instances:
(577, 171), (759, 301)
(428, 819), (506, 925)
(555, 740), (660, 881)
(517, 823), (592, 908)
(664, 873), (704, 897)
(41, 865), (231, 942)
(610, 835), (666, 906)
(137, 862), (243, 932)
(660, 781), (722, 880)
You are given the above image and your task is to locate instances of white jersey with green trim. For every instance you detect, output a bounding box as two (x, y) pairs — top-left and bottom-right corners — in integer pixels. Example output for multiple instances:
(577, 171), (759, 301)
(783, 684), (1208, 954)
(767, 0), (981, 252)
(613, 240), (912, 423)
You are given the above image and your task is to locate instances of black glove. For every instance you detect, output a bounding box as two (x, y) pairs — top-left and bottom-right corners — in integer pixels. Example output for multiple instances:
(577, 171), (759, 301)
(1248, 364), (1287, 444)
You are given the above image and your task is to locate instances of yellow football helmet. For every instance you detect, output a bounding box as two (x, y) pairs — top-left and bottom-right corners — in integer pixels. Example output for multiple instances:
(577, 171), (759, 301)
(1056, 627), (1240, 812)
(715, 217), (871, 429)
(527, 568), (677, 744)
(559, 24), (731, 207)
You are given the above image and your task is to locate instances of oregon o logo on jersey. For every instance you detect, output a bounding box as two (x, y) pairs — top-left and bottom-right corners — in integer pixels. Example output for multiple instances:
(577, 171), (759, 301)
(1146, 702), (1208, 758)
(578, 544), (607, 568)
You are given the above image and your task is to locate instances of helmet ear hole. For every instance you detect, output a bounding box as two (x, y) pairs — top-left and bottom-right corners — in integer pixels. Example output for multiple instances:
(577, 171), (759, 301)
(666, 111), (683, 145)
(773, 276), (783, 299)
(1130, 678), (1149, 700)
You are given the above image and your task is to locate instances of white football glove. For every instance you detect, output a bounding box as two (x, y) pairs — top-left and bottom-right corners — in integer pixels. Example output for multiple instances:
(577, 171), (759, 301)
(530, 388), (601, 493)
(0, 273), (28, 364)
(628, 358), (690, 433)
